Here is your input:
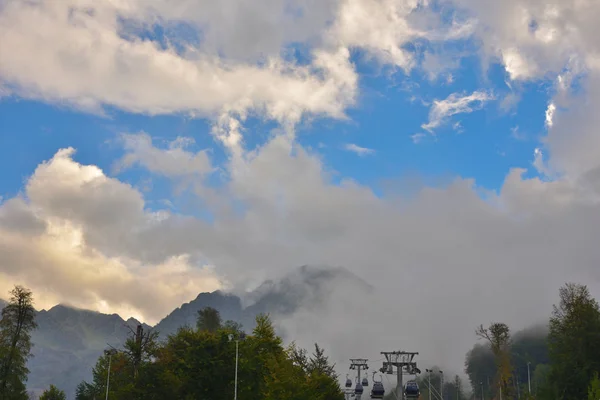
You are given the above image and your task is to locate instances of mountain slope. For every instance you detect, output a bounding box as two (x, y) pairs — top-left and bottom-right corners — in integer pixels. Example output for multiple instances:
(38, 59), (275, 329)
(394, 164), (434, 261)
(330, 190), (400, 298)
(27, 305), (150, 398)
(22, 265), (370, 397)
(154, 290), (245, 339)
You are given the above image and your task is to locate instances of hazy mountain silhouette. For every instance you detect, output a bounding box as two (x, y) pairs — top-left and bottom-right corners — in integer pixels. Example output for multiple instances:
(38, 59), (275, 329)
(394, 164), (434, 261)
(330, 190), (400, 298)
(12, 265), (370, 398)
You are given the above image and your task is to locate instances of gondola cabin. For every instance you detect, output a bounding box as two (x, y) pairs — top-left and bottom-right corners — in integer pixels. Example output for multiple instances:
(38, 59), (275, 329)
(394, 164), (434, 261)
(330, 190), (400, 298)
(405, 380), (420, 399)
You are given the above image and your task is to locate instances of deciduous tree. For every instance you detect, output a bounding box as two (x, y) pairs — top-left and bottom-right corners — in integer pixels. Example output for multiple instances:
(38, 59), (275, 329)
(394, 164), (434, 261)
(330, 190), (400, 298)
(476, 322), (513, 398)
(0, 285), (37, 400)
(548, 283), (600, 400)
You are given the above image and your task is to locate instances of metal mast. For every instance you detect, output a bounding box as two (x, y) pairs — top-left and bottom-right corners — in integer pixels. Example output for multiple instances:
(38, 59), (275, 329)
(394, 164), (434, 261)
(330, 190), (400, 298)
(380, 351), (419, 399)
(349, 359), (369, 400)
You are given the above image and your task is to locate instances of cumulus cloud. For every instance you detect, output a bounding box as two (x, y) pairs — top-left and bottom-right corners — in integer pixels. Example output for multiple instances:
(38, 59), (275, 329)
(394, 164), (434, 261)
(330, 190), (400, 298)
(421, 90), (495, 132)
(344, 143), (376, 156)
(0, 148), (221, 324)
(114, 133), (213, 179)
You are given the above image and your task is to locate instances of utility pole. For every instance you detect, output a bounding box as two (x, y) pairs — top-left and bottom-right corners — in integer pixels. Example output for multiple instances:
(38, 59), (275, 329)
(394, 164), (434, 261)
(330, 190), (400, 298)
(380, 351), (419, 400)
(350, 359), (369, 400)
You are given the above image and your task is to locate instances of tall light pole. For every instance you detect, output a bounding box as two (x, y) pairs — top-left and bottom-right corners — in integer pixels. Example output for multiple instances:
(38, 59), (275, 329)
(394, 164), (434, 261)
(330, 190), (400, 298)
(439, 370), (443, 400)
(104, 348), (117, 400)
(229, 332), (246, 400)
(480, 382), (484, 400)
(527, 362), (531, 394)
(426, 369), (432, 400)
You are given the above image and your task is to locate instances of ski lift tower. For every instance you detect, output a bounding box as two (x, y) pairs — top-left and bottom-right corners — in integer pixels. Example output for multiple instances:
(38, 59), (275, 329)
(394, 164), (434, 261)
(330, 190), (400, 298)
(349, 358), (369, 400)
(380, 351), (420, 399)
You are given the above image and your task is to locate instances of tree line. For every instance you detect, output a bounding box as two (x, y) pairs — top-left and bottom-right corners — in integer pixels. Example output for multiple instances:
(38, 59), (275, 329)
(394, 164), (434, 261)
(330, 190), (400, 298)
(464, 282), (600, 400)
(0, 285), (343, 399)
(2, 282), (600, 399)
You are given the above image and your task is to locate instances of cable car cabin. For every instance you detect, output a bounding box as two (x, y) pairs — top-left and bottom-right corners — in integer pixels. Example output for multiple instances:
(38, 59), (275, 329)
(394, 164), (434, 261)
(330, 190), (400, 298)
(370, 382), (385, 399)
(405, 380), (420, 398)
(362, 377), (369, 387)
(355, 382), (364, 395)
(345, 378), (352, 388)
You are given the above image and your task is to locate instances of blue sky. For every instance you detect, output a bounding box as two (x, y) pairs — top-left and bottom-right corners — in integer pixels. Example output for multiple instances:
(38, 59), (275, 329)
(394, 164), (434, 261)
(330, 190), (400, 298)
(0, 48), (549, 207)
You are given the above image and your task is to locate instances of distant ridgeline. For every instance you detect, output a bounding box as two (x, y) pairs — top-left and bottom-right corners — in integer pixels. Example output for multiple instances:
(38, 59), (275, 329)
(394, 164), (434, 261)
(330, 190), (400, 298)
(16, 265), (372, 398)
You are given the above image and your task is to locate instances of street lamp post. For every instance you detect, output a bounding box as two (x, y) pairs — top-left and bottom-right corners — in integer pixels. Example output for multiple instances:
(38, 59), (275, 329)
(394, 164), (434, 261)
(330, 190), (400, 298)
(229, 332), (246, 400)
(439, 370), (443, 400)
(104, 349), (118, 400)
(426, 369), (432, 400)
(480, 382), (484, 400)
(527, 362), (531, 394)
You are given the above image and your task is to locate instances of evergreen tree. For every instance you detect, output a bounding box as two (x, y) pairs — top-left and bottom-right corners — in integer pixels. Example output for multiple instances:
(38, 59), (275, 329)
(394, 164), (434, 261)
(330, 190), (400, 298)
(0, 285), (37, 400)
(39, 384), (67, 400)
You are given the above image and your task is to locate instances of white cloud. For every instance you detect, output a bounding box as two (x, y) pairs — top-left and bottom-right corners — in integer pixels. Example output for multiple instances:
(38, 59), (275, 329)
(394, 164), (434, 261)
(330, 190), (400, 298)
(411, 132), (427, 144)
(421, 90), (495, 132)
(435, 0), (600, 182)
(545, 102), (556, 128)
(0, 0), (357, 147)
(0, 148), (222, 324)
(0, 0), (478, 154)
(2, 140), (600, 376)
(114, 133), (213, 179)
(344, 143), (376, 156)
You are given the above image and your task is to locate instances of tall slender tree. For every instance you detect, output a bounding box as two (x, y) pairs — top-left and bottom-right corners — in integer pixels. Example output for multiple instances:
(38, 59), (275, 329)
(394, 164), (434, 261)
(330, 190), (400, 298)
(0, 285), (37, 400)
(476, 322), (513, 398)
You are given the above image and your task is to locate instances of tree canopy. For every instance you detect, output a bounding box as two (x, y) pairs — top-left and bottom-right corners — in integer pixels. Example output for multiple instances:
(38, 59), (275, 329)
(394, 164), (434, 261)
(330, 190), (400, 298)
(39, 384), (67, 400)
(75, 312), (343, 400)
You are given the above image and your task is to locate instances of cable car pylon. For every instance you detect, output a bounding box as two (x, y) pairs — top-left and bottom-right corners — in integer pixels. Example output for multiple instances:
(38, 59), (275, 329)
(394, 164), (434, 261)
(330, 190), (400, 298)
(347, 358), (369, 400)
(380, 350), (420, 400)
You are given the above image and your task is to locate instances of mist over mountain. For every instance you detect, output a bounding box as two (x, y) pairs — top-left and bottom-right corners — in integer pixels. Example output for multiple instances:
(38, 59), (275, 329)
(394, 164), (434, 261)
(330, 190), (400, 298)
(20, 265), (370, 398)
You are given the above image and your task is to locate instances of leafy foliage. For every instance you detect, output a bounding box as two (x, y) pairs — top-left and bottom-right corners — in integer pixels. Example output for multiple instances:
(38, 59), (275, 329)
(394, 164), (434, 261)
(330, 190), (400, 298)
(0, 285), (37, 400)
(476, 322), (514, 398)
(76, 312), (342, 399)
(547, 283), (600, 400)
(196, 307), (222, 333)
(589, 373), (600, 400)
(39, 384), (67, 400)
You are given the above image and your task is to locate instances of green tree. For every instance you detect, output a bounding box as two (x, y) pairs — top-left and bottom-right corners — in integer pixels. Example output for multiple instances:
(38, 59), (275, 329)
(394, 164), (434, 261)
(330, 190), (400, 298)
(464, 344), (496, 399)
(75, 380), (100, 400)
(81, 313), (343, 400)
(589, 373), (600, 400)
(123, 324), (159, 381)
(548, 283), (600, 400)
(476, 322), (514, 398)
(0, 285), (37, 400)
(532, 363), (553, 399)
(39, 384), (67, 400)
(196, 307), (222, 333)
